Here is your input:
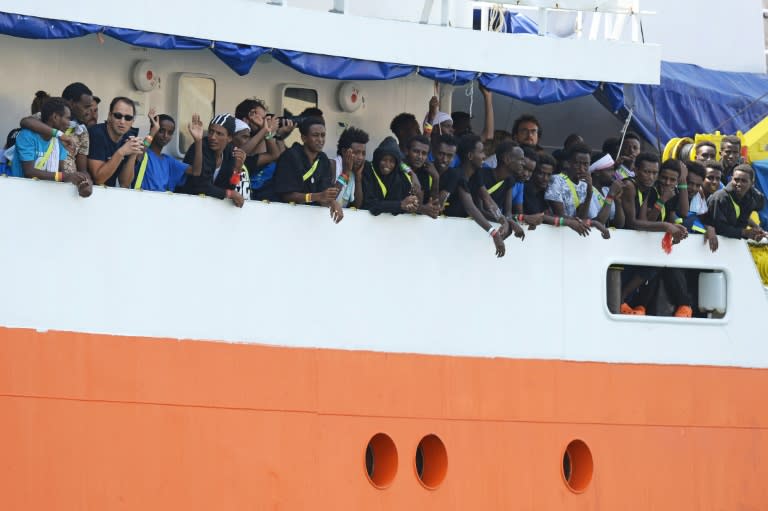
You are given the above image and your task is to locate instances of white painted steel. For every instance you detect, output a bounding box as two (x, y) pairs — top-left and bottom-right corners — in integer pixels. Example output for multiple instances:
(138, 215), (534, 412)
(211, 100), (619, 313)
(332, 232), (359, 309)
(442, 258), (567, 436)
(0, 0), (661, 84)
(1, 177), (766, 368)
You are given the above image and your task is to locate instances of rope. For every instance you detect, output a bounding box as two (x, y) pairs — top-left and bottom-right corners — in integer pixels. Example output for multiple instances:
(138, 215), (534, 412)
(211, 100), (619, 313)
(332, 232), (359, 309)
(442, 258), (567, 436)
(712, 90), (768, 132)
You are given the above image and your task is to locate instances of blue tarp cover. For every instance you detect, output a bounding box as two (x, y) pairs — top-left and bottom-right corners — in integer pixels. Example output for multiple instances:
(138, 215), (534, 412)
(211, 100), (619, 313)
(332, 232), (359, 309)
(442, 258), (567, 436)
(0, 11), (623, 107)
(631, 61), (768, 147)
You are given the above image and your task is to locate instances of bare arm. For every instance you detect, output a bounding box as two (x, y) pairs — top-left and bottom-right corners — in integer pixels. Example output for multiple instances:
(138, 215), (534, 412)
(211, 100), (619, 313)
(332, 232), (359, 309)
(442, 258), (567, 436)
(75, 153), (88, 174)
(458, 187), (506, 257)
(257, 139), (283, 167)
(548, 200), (565, 216)
(88, 137), (142, 185)
(184, 114), (204, 176)
(575, 182), (592, 219)
(480, 85), (494, 142)
(118, 153), (138, 188)
(352, 170), (364, 209)
(20, 116), (75, 153)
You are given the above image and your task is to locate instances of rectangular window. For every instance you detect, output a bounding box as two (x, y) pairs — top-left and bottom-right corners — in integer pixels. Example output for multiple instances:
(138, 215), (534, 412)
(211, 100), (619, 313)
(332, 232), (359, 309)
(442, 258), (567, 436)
(281, 86), (318, 147)
(176, 74), (216, 156)
(607, 264), (726, 319)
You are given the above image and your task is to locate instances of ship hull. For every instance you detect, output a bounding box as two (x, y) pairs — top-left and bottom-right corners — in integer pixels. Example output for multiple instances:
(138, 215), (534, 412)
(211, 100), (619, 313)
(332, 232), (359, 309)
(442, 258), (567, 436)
(2, 326), (767, 510)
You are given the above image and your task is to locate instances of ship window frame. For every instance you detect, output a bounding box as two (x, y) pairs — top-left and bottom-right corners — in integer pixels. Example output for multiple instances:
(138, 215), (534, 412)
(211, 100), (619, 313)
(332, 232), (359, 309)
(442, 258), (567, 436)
(171, 73), (217, 158)
(279, 84), (319, 148)
(603, 263), (730, 324)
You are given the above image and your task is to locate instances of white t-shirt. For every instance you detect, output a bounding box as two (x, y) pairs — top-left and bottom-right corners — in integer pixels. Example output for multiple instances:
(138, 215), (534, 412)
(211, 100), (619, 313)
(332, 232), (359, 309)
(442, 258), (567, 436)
(334, 154), (356, 207)
(545, 173), (600, 218)
(690, 191), (708, 215)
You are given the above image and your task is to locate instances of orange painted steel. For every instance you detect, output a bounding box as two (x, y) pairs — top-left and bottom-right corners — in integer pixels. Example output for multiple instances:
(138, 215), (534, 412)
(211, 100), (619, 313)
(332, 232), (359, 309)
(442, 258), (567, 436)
(1, 326), (768, 510)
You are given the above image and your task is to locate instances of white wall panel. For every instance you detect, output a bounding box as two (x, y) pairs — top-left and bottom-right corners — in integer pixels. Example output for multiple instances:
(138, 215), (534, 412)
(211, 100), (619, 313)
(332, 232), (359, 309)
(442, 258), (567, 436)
(0, 177), (766, 368)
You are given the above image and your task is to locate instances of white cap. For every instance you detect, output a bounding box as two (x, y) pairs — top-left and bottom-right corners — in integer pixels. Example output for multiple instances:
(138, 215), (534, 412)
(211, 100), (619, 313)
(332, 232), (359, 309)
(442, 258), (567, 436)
(589, 153), (614, 173)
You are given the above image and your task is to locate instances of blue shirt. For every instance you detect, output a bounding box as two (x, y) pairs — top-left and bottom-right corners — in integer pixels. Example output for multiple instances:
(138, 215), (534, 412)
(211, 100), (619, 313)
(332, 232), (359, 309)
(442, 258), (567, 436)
(131, 150), (188, 192)
(10, 129), (68, 177)
(511, 181), (524, 206)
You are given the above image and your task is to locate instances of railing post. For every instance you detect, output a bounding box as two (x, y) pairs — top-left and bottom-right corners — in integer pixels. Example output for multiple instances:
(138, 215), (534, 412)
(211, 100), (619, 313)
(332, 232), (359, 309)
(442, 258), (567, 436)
(441, 0), (452, 26)
(330, 0), (345, 14)
(420, 0), (435, 24)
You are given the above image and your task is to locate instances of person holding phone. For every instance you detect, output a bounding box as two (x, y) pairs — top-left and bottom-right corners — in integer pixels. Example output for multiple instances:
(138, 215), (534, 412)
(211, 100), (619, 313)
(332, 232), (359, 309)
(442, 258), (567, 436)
(87, 96), (144, 187)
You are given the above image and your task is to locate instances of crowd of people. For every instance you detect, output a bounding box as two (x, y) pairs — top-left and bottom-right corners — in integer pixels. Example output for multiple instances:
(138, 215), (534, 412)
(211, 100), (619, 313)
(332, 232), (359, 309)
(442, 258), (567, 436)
(1, 82), (766, 317)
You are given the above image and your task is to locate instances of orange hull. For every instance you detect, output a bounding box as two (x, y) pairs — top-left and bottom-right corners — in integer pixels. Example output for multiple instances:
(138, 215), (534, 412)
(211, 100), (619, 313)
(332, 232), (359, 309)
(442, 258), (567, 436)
(2, 326), (767, 510)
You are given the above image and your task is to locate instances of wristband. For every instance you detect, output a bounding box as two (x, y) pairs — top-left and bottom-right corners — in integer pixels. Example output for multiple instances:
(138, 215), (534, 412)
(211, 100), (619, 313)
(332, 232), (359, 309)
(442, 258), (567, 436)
(226, 189), (234, 199)
(605, 198), (614, 206)
(585, 219), (592, 227)
(486, 225), (495, 235)
(553, 216), (559, 227)
(560, 217), (566, 227)
(54, 172), (62, 182)
(677, 184), (688, 190)
(654, 200), (665, 210)
(265, 132), (274, 141)
(490, 229), (499, 238)
(305, 193), (312, 203)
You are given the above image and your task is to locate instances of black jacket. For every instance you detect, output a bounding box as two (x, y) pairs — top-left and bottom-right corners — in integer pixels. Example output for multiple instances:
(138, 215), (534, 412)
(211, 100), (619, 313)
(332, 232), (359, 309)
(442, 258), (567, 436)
(706, 184), (765, 238)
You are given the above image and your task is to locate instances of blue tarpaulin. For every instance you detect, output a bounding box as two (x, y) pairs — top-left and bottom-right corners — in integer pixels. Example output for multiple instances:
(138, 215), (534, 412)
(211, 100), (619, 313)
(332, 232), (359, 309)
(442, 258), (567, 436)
(211, 43), (270, 76)
(480, 73), (599, 106)
(752, 160), (768, 227)
(630, 61), (768, 147)
(272, 49), (414, 81)
(0, 10), (623, 108)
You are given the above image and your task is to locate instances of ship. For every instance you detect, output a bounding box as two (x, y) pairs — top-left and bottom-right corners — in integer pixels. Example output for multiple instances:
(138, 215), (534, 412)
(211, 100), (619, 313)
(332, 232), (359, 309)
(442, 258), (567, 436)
(1, 0), (768, 509)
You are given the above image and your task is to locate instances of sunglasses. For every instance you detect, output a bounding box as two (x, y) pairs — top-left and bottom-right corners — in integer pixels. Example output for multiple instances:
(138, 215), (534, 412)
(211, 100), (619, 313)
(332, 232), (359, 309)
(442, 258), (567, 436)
(112, 112), (135, 121)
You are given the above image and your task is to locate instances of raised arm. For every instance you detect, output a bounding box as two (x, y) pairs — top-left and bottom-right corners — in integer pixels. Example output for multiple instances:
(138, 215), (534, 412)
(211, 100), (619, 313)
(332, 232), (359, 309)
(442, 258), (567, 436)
(480, 85), (494, 142)
(575, 174), (593, 219)
(185, 114), (204, 177)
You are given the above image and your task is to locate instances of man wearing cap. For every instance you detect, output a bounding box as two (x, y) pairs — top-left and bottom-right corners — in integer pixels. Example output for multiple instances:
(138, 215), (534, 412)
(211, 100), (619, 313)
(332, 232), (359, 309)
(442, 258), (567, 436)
(273, 117), (343, 223)
(589, 153), (625, 228)
(177, 113), (245, 207)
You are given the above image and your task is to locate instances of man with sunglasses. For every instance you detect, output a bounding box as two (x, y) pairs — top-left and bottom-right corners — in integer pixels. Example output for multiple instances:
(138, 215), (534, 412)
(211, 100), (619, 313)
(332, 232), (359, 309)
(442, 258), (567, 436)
(87, 96), (144, 187)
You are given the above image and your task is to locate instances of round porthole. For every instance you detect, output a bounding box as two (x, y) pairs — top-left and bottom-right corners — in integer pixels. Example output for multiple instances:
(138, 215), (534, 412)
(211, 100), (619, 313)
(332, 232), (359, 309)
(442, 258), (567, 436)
(365, 433), (398, 489)
(415, 434), (448, 489)
(562, 439), (593, 493)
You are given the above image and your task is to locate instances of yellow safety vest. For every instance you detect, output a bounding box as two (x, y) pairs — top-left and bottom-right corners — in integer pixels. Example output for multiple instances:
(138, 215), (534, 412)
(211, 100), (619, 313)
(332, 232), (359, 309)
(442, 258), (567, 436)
(487, 180), (505, 195)
(562, 174), (580, 208)
(727, 192), (741, 219)
(34, 139), (56, 170)
(134, 153), (150, 190)
(302, 159), (319, 182)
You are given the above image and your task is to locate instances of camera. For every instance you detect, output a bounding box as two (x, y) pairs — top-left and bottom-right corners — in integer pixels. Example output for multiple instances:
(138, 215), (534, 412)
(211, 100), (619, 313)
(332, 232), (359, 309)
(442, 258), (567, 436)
(277, 115), (305, 128)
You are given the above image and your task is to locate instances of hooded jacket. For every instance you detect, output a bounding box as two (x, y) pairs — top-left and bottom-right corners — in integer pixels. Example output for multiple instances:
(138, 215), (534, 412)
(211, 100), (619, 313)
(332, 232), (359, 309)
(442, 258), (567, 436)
(362, 137), (414, 215)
